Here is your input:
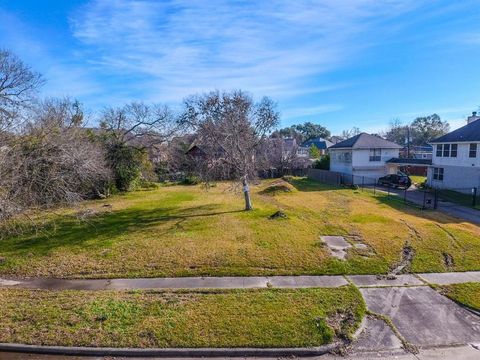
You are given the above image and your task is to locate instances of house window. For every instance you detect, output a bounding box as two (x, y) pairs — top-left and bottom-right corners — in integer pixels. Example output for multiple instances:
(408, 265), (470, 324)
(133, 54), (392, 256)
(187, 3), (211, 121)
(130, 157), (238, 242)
(369, 148), (381, 162)
(334, 151), (351, 163)
(433, 167), (444, 181)
(450, 144), (458, 157)
(470, 144), (478, 158)
(443, 144), (450, 157)
(436, 144), (442, 157)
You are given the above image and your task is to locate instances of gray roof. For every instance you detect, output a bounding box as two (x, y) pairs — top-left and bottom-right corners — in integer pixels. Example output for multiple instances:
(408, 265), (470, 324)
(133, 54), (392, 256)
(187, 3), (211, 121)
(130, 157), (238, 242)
(329, 133), (402, 149)
(386, 158), (432, 165)
(300, 137), (333, 150)
(430, 119), (480, 143)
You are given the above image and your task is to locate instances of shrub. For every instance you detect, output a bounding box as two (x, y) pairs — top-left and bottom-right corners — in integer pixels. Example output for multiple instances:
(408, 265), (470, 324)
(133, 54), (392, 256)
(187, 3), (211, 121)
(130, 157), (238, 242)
(313, 154), (330, 170)
(179, 175), (201, 185)
(137, 178), (159, 190)
(105, 144), (149, 192)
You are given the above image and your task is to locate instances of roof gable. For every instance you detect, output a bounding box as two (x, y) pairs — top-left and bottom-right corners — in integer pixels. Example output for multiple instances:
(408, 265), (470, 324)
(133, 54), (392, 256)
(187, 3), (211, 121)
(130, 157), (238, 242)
(329, 133), (402, 149)
(430, 119), (480, 143)
(300, 137), (333, 150)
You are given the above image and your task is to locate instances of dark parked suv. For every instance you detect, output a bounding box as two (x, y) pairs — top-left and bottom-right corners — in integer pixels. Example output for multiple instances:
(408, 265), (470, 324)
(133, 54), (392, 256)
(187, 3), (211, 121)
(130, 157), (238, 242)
(378, 174), (412, 189)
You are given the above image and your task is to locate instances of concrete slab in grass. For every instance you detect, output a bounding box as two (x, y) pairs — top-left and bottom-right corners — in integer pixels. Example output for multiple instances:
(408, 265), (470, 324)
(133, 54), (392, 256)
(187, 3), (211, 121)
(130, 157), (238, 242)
(348, 274), (425, 287)
(320, 236), (352, 260)
(268, 275), (348, 288)
(418, 271), (480, 285)
(361, 286), (480, 347)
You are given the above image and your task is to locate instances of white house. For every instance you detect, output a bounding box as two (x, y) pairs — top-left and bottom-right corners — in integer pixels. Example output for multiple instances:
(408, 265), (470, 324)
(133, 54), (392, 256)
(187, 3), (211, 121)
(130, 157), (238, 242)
(329, 133), (402, 184)
(427, 112), (480, 190)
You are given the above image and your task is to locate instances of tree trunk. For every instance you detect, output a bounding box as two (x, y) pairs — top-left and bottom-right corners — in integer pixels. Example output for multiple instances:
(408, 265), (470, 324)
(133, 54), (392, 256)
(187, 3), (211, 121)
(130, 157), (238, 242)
(242, 176), (253, 211)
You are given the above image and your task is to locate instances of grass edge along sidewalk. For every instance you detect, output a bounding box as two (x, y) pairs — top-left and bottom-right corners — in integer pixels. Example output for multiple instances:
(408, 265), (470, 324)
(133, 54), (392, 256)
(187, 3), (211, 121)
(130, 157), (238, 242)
(0, 286), (365, 349)
(436, 282), (480, 313)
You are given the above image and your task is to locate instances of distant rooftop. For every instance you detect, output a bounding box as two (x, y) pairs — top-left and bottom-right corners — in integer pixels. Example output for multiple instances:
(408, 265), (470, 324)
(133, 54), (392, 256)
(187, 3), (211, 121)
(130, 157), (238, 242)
(386, 158), (432, 165)
(300, 137), (333, 150)
(329, 133), (402, 149)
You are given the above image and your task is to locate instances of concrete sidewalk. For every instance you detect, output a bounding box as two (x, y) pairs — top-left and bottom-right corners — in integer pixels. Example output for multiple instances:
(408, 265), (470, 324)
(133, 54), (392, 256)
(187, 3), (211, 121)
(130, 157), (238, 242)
(418, 271), (480, 285)
(1, 272), (480, 290)
(0, 275), (349, 290)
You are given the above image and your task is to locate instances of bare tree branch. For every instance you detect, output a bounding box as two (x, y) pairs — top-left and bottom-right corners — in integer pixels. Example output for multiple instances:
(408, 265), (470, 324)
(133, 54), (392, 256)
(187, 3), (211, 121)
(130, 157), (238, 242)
(180, 90), (279, 210)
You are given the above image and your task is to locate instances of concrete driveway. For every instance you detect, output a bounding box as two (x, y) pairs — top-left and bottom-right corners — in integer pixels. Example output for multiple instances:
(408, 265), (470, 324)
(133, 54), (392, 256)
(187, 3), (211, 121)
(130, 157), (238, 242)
(372, 185), (480, 225)
(360, 286), (480, 347)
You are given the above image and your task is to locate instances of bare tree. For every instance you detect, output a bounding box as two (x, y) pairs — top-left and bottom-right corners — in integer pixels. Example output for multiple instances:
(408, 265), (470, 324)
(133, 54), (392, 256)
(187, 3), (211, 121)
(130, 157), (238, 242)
(341, 126), (361, 140)
(0, 49), (44, 132)
(258, 137), (306, 176)
(0, 98), (111, 223)
(181, 90), (279, 210)
(100, 102), (176, 147)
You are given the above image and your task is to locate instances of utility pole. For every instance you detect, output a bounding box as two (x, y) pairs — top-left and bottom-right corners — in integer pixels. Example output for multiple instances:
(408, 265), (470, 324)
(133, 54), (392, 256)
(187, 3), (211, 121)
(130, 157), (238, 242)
(406, 126), (411, 158)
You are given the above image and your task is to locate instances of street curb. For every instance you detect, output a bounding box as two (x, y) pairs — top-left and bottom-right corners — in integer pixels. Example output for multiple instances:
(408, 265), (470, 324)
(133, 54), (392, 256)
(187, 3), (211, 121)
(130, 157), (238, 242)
(0, 342), (341, 357)
(353, 317), (368, 339)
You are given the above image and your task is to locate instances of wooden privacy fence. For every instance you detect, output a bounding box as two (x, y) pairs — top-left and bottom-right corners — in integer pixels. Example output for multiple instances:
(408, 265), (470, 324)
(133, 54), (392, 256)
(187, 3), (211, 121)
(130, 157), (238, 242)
(307, 168), (342, 185)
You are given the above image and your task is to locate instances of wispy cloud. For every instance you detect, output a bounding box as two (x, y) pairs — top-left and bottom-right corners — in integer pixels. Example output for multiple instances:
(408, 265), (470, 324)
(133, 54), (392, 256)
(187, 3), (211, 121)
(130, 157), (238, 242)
(0, 8), (105, 103)
(69, 0), (421, 103)
(282, 104), (344, 119)
(457, 32), (480, 45)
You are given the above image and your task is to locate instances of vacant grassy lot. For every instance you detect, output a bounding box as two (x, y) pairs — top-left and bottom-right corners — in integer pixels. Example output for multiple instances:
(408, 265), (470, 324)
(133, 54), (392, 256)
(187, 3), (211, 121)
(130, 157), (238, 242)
(0, 178), (479, 278)
(0, 287), (364, 348)
(439, 283), (480, 311)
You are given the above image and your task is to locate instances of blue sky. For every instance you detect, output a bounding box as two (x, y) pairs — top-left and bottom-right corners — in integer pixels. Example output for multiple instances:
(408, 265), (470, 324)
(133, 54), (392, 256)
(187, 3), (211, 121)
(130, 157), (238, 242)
(1, 0), (479, 134)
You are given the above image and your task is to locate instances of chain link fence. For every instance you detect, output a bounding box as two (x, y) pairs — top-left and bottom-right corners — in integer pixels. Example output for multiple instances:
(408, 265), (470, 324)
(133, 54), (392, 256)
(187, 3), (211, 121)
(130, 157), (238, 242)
(307, 168), (438, 210)
(435, 187), (479, 209)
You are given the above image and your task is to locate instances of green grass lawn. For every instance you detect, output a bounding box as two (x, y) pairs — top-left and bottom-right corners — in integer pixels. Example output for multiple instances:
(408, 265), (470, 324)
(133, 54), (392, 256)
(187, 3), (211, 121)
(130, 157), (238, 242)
(0, 286), (365, 348)
(1, 178), (480, 278)
(437, 189), (480, 210)
(410, 175), (426, 185)
(438, 282), (480, 311)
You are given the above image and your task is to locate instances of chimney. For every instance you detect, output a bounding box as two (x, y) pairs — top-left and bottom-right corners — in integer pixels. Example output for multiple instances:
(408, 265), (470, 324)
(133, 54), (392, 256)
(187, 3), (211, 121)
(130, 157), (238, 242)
(467, 111), (480, 124)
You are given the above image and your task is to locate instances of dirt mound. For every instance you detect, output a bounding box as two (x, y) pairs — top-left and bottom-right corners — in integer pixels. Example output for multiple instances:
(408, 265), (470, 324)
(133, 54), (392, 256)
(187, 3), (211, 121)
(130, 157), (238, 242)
(259, 181), (295, 195)
(269, 211), (287, 219)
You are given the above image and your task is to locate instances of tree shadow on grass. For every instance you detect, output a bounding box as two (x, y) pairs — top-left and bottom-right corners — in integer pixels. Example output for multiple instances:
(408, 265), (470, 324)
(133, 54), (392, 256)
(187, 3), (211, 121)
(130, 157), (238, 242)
(290, 177), (470, 225)
(368, 192), (469, 225)
(2, 204), (244, 256)
(288, 177), (340, 192)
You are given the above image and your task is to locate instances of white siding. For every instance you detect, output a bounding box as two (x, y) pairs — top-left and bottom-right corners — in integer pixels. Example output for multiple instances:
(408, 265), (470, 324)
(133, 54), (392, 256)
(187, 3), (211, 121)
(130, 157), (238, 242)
(427, 165), (480, 189)
(330, 149), (353, 174)
(352, 148), (399, 168)
(330, 147), (400, 183)
(428, 142), (480, 189)
(432, 142), (480, 167)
